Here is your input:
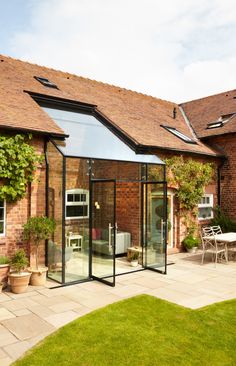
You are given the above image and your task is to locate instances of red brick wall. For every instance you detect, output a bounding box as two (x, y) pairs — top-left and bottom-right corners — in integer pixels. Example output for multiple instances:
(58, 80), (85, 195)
(116, 182), (140, 246)
(207, 133), (236, 220)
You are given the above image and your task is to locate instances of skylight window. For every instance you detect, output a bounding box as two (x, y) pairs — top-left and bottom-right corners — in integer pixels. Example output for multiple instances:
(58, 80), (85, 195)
(161, 125), (197, 144)
(206, 121), (223, 129)
(206, 113), (236, 129)
(34, 76), (58, 89)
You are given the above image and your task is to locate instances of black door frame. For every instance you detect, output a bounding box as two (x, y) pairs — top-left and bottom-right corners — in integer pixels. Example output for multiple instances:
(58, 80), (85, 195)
(142, 181), (167, 274)
(89, 178), (116, 287)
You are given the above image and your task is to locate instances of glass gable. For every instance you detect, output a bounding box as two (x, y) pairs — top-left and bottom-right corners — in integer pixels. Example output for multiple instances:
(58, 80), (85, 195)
(42, 106), (163, 164)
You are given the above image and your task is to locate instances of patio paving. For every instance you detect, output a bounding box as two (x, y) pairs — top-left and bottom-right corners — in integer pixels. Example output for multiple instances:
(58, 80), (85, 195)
(1, 251), (236, 365)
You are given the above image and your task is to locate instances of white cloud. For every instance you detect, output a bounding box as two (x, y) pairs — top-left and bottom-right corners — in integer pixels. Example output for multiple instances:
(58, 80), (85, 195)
(9, 0), (236, 102)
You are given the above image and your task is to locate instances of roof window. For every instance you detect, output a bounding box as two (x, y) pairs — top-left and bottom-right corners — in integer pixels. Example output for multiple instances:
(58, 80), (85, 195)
(34, 76), (58, 89)
(161, 125), (197, 144)
(206, 113), (235, 129)
(206, 121), (223, 129)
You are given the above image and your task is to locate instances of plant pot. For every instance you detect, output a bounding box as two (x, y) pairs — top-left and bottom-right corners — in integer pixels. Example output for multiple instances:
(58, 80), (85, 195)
(186, 247), (198, 254)
(131, 260), (138, 267)
(28, 267), (48, 286)
(9, 272), (31, 294)
(0, 264), (10, 289)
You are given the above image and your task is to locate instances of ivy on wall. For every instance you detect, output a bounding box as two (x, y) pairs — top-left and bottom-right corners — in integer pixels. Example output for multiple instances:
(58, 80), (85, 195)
(0, 134), (42, 202)
(165, 156), (214, 212)
(165, 156), (215, 234)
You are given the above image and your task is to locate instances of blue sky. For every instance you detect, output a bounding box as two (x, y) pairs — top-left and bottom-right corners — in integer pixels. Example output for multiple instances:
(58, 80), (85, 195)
(1, 0), (236, 102)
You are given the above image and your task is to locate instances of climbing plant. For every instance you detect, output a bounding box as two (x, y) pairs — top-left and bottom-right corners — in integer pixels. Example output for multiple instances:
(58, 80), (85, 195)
(165, 156), (214, 212)
(0, 134), (42, 202)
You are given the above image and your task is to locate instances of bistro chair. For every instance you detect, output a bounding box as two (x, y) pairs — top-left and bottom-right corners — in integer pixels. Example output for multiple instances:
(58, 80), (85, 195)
(201, 227), (227, 265)
(210, 225), (222, 235)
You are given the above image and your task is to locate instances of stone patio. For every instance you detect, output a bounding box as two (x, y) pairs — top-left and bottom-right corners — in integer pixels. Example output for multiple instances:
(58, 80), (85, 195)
(1, 251), (236, 365)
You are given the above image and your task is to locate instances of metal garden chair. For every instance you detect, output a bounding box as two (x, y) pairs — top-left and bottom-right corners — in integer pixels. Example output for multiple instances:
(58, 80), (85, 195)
(201, 226), (227, 265)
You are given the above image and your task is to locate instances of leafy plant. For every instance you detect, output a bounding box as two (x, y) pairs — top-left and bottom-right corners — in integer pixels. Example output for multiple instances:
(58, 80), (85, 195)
(165, 156), (214, 212)
(182, 235), (200, 249)
(11, 249), (29, 274)
(0, 134), (42, 202)
(211, 206), (236, 233)
(0, 256), (10, 265)
(130, 252), (139, 261)
(23, 216), (56, 269)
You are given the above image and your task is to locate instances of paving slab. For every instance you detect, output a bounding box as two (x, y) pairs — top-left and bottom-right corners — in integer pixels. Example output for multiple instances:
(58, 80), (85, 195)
(44, 310), (79, 328)
(2, 313), (55, 341)
(0, 308), (15, 321)
(49, 300), (80, 313)
(3, 341), (32, 361)
(0, 325), (18, 347)
(3, 298), (38, 312)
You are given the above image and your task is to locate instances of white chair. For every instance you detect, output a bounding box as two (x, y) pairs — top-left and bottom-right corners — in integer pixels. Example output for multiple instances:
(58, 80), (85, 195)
(201, 227), (227, 265)
(211, 225), (222, 235)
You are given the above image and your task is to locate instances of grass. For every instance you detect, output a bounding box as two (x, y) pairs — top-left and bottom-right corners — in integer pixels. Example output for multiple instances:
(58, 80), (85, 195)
(14, 295), (236, 366)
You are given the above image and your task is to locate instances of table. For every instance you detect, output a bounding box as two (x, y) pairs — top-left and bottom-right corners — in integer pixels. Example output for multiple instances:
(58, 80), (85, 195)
(203, 232), (236, 260)
(127, 246), (142, 264)
(205, 232), (236, 244)
(66, 234), (83, 251)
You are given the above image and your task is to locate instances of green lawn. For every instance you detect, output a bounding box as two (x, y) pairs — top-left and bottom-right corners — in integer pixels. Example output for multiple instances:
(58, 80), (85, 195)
(14, 295), (236, 366)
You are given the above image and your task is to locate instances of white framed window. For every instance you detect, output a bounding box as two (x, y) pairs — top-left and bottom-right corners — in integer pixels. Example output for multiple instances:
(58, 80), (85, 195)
(0, 200), (6, 236)
(198, 194), (213, 220)
(65, 189), (89, 219)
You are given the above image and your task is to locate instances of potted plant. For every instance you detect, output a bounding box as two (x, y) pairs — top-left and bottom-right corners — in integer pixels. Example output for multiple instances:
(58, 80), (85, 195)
(130, 252), (139, 267)
(0, 255), (10, 289)
(23, 216), (56, 286)
(182, 235), (200, 254)
(9, 249), (31, 294)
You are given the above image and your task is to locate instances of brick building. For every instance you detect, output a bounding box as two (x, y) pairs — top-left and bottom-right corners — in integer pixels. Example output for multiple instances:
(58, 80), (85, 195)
(0, 54), (234, 286)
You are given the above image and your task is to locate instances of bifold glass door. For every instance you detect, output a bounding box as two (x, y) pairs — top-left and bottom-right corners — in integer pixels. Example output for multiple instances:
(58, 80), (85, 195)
(90, 179), (116, 286)
(143, 182), (167, 273)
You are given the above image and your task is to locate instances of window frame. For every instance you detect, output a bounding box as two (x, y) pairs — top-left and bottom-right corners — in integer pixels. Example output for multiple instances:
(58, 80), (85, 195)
(198, 194), (214, 221)
(0, 200), (6, 236)
(161, 125), (197, 144)
(65, 188), (89, 220)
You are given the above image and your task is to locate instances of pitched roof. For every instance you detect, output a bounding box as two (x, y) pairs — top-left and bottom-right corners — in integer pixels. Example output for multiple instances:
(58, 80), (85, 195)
(181, 89), (236, 139)
(0, 54), (220, 157)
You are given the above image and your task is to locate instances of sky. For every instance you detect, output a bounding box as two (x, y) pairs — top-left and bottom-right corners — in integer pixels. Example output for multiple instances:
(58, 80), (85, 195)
(0, 0), (236, 103)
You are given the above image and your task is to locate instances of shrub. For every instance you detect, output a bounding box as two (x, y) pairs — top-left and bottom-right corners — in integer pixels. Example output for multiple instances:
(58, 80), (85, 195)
(130, 252), (139, 261)
(23, 216), (56, 269)
(11, 249), (29, 274)
(0, 256), (10, 265)
(182, 235), (200, 250)
(211, 206), (236, 233)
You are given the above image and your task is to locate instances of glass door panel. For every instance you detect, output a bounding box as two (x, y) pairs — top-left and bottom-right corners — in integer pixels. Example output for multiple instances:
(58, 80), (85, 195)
(143, 182), (167, 273)
(90, 180), (116, 286)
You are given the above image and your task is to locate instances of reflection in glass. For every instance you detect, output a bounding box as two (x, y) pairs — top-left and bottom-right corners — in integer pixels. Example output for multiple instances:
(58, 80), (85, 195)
(64, 158), (90, 283)
(91, 181), (115, 285)
(47, 142), (63, 283)
(144, 183), (166, 272)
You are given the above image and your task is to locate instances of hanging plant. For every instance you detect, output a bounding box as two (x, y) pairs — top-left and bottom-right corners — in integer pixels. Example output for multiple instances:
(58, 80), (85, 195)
(0, 134), (42, 202)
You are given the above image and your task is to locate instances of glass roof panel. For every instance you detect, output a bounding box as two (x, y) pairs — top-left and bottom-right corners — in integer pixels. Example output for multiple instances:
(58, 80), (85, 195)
(42, 106), (164, 165)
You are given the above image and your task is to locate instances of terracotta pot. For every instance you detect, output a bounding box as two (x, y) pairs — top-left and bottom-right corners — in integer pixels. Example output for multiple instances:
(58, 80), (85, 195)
(28, 267), (48, 286)
(0, 264), (10, 289)
(9, 272), (31, 294)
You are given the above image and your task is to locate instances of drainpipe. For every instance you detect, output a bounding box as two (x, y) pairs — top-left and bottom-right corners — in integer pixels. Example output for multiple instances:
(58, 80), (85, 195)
(217, 161), (225, 207)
